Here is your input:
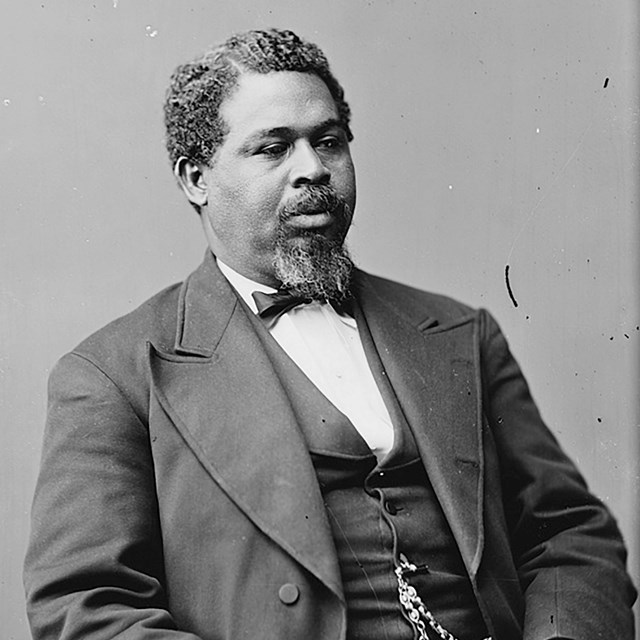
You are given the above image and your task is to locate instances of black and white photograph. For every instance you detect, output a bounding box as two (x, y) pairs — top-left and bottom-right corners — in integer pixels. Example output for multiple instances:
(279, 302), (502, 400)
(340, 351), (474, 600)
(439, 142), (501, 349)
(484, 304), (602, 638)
(1, 2), (638, 639)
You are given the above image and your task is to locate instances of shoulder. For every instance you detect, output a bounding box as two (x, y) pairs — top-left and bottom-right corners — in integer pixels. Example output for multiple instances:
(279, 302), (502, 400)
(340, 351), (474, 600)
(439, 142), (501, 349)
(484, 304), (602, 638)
(74, 281), (182, 363)
(354, 269), (477, 327)
(50, 280), (185, 414)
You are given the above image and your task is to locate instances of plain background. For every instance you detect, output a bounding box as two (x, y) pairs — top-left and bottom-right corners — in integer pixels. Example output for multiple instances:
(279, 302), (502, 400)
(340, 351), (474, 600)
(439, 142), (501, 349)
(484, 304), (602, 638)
(1, 1), (638, 638)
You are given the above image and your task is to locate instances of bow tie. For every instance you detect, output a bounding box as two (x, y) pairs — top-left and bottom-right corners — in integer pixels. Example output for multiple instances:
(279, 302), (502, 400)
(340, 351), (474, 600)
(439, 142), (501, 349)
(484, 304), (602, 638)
(252, 289), (353, 326)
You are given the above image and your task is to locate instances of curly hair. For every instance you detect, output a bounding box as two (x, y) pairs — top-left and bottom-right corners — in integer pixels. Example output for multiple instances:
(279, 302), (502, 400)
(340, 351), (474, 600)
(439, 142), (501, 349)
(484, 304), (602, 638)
(163, 28), (353, 168)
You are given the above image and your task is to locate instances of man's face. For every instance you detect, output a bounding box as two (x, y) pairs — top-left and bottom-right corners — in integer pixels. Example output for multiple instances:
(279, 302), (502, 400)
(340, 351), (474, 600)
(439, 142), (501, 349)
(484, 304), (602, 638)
(199, 71), (356, 287)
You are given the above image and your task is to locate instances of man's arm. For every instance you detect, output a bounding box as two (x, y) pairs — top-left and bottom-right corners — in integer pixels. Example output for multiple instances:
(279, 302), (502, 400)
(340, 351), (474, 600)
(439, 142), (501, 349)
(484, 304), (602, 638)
(24, 353), (203, 640)
(479, 309), (636, 640)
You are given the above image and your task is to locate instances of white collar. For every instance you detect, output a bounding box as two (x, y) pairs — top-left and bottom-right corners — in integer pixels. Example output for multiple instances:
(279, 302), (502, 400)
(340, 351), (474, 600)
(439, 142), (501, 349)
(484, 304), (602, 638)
(216, 259), (275, 314)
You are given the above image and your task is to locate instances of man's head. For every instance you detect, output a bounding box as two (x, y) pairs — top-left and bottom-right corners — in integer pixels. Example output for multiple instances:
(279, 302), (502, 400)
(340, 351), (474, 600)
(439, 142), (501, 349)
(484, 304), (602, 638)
(165, 29), (357, 301)
(164, 28), (353, 170)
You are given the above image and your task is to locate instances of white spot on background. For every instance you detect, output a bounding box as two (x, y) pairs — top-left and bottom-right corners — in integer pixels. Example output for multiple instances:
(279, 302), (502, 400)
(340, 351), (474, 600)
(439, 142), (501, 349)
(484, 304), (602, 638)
(145, 25), (158, 38)
(536, 127), (540, 133)
(113, 0), (118, 7)
(38, 95), (45, 105)
(448, 185), (453, 190)
(3, 99), (10, 106)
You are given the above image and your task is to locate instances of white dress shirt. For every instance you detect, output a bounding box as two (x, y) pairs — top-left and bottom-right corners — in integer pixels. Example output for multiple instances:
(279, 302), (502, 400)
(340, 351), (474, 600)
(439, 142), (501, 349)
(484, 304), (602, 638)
(217, 259), (394, 460)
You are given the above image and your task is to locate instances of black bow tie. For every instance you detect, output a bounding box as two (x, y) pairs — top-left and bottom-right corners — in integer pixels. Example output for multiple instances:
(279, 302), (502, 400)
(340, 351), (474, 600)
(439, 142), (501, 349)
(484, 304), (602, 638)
(252, 290), (353, 326)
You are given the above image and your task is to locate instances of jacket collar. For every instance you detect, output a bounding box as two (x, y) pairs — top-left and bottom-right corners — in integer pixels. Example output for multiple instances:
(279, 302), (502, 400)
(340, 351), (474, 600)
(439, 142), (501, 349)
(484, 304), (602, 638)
(173, 251), (237, 357)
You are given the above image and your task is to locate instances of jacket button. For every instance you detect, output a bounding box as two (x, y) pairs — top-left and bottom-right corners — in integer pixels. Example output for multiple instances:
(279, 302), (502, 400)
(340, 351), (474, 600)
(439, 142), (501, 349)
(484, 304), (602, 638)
(278, 583), (300, 605)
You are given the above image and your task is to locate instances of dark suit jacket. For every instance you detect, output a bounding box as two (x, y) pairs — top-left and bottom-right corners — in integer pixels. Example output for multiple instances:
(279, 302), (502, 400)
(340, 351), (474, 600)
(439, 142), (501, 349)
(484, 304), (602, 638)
(24, 252), (635, 640)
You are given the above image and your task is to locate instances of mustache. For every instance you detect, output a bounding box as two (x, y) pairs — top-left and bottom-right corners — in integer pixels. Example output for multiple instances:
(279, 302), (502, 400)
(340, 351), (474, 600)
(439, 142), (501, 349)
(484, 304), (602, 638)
(280, 185), (343, 219)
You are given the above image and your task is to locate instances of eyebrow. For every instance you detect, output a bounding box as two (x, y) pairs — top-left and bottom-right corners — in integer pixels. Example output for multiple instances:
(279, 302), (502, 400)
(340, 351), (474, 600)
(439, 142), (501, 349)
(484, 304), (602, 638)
(240, 118), (345, 151)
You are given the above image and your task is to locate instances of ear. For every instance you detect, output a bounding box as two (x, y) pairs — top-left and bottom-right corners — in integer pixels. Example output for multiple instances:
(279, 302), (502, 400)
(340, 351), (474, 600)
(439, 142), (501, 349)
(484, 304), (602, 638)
(174, 157), (209, 208)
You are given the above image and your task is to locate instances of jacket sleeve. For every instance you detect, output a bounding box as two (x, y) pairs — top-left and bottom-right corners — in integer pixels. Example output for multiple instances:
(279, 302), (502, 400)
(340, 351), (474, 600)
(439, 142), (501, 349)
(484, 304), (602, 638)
(478, 309), (636, 640)
(24, 352), (204, 640)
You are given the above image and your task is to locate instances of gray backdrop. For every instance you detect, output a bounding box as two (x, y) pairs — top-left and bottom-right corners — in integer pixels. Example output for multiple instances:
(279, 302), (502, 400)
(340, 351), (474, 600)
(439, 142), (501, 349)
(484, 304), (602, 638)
(1, 1), (638, 638)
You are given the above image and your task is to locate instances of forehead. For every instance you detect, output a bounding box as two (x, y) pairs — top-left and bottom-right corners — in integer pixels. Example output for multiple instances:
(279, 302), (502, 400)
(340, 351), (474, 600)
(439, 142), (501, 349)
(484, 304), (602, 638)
(219, 71), (340, 140)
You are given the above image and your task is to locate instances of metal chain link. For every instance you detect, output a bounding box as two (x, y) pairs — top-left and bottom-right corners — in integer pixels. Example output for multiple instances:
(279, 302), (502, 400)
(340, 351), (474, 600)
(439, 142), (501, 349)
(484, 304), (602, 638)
(395, 556), (491, 640)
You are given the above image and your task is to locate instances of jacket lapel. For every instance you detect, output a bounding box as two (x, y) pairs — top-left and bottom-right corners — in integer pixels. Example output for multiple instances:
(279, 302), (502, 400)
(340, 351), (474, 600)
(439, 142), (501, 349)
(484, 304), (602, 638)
(148, 253), (344, 601)
(355, 273), (485, 578)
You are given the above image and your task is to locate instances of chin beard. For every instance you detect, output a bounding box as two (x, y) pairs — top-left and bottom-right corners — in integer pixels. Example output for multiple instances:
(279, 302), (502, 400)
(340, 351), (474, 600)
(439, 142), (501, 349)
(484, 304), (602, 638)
(274, 184), (355, 301)
(273, 231), (354, 303)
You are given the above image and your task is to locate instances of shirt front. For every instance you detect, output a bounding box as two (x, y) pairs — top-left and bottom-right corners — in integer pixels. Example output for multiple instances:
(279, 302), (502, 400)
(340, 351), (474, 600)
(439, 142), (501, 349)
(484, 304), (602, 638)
(217, 259), (394, 460)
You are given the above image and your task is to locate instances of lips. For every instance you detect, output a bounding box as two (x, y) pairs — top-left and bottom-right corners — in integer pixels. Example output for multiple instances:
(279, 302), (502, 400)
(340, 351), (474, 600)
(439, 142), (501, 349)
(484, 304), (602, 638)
(281, 185), (340, 215)
(279, 185), (351, 237)
(285, 211), (335, 229)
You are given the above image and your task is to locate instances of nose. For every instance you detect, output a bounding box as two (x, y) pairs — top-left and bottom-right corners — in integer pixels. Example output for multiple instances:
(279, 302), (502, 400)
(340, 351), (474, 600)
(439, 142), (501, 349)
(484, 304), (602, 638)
(290, 141), (330, 187)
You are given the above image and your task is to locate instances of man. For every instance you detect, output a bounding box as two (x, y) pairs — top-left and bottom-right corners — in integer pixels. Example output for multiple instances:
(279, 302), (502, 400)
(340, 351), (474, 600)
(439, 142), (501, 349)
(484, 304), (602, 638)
(24, 28), (635, 640)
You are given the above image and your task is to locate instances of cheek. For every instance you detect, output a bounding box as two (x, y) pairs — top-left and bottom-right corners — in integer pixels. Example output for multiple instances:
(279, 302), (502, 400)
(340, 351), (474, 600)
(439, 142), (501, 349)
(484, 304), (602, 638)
(216, 182), (278, 224)
(334, 161), (356, 204)
(233, 188), (286, 249)
(210, 167), (289, 241)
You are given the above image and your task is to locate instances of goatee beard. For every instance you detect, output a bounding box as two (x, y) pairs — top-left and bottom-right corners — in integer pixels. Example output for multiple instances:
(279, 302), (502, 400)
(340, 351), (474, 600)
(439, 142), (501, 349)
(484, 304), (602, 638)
(274, 185), (355, 302)
(273, 232), (354, 303)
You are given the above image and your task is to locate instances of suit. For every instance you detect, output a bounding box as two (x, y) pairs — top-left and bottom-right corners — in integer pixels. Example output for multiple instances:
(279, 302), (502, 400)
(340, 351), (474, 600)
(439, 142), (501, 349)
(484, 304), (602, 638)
(24, 251), (636, 640)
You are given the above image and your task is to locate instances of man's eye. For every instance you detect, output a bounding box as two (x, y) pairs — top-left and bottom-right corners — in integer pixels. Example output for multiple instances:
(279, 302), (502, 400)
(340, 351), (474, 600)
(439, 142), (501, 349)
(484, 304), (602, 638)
(258, 143), (288, 157)
(315, 136), (342, 150)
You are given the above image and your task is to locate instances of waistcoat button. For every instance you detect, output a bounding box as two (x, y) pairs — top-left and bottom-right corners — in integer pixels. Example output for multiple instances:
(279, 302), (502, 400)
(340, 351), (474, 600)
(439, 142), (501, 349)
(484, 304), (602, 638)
(385, 500), (398, 515)
(278, 583), (300, 605)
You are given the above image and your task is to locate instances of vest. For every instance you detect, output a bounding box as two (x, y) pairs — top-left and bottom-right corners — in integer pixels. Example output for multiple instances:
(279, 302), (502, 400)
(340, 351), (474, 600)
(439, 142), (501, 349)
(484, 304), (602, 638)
(245, 301), (489, 640)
